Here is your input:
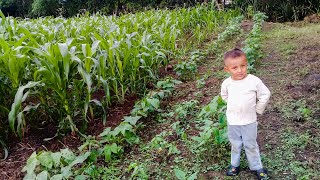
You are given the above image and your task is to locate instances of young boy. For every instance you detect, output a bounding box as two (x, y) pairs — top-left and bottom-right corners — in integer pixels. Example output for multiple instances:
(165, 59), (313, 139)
(220, 48), (271, 179)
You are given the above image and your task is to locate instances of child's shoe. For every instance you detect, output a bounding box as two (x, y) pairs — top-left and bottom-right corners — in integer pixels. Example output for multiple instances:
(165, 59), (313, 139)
(226, 165), (240, 176)
(254, 168), (268, 180)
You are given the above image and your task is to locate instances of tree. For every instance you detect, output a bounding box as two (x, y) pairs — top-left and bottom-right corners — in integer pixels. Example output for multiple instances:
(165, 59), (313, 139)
(0, 0), (16, 16)
(31, 0), (60, 17)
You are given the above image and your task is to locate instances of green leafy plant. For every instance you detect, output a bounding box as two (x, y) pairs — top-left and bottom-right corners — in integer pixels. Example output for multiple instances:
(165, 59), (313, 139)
(0, 139), (8, 160)
(174, 49), (205, 81)
(196, 78), (206, 89)
(127, 162), (149, 179)
(171, 121), (187, 140)
(174, 60), (198, 81)
(174, 168), (198, 180)
(242, 12), (268, 72)
(131, 97), (161, 117)
(103, 143), (123, 162)
(210, 15), (244, 54)
(174, 100), (199, 125)
(22, 149), (91, 179)
(145, 131), (181, 156)
(280, 99), (313, 122)
(191, 96), (228, 161)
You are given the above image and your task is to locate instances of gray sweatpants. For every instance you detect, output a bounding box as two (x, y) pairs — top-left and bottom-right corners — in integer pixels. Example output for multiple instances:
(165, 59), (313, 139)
(227, 122), (263, 170)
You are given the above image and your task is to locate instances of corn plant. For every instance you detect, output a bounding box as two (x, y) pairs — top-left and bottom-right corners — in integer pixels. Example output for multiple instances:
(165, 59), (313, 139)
(21, 77), (183, 179)
(8, 81), (40, 137)
(32, 42), (82, 133)
(0, 6), (241, 138)
(0, 138), (8, 160)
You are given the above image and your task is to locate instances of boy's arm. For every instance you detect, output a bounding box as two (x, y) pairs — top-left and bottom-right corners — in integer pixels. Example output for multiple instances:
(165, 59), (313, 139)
(221, 81), (228, 102)
(256, 81), (271, 114)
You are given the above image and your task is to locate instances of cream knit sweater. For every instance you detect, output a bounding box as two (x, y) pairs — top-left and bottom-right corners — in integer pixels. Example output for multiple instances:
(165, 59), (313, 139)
(221, 74), (271, 125)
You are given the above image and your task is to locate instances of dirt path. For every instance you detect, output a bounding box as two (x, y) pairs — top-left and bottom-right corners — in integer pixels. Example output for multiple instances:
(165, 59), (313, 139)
(189, 21), (320, 179)
(255, 22), (320, 179)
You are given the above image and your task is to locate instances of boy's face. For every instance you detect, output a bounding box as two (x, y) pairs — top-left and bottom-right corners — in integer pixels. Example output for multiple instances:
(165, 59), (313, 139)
(224, 55), (248, 80)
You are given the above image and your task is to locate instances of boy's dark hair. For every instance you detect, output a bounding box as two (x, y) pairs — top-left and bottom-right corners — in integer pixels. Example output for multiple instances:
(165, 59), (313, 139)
(224, 48), (245, 63)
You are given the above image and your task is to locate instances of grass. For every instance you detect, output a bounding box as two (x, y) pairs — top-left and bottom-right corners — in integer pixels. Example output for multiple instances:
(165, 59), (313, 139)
(258, 21), (320, 179)
(263, 128), (318, 179)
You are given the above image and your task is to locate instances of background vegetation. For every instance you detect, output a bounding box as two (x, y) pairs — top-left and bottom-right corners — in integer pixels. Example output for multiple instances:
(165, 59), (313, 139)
(1, 0), (209, 17)
(1, 0), (320, 21)
(233, 0), (320, 21)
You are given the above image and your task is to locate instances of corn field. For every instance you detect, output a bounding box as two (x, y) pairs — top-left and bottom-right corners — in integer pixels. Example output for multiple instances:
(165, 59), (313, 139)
(0, 5), (240, 138)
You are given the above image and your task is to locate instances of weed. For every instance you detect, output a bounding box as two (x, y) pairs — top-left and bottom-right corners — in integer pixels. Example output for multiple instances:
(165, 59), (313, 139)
(263, 128), (319, 179)
(171, 121), (188, 140)
(175, 60), (198, 81)
(196, 78), (206, 89)
(193, 91), (203, 100)
(127, 162), (149, 179)
(278, 43), (297, 59)
(280, 99), (313, 122)
(281, 129), (310, 150)
(174, 100), (199, 126)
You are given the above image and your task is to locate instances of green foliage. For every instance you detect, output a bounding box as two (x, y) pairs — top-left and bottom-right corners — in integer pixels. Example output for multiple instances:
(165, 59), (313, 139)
(31, 0), (59, 17)
(232, 0), (320, 21)
(175, 60), (198, 81)
(0, 138), (8, 160)
(210, 15), (244, 54)
(0, 0), (14, 8)
(103, 143), (123, 162)
(156, 77), (182, 92)
(171, 121), (187, 140)
(8, 81), (40, 137)
(1, 6), (233, 138)
(127, 162), (149, 179)
(1, 0), (234, 18)
(174, 50), (205, 81)
(131, 98), (161, 117)
(22, 149), (91, 179)
(174, 168), (198, 180)
(174, 100), (199, 125)
(145, 131), (181, 156)
(281, 130), (310, 150)
(242, 12), (267, 72)
(131, 78), (182, 117)
(263, 128), (319, 179)
(280, 99), (313, 122)
(191, 96), (228, 161)
(196, 78), (206, 89)
(22, 78), (180, 179)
